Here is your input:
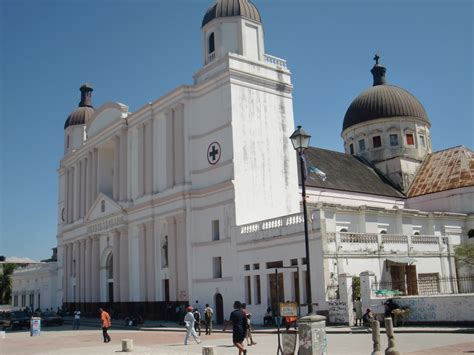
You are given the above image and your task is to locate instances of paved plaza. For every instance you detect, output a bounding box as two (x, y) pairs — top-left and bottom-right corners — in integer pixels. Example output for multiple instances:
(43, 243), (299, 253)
(0, 325), (473, 354)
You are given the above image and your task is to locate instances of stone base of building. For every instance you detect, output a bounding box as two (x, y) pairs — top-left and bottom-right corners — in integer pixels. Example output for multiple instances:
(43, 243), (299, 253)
(63, 301), (189, 321)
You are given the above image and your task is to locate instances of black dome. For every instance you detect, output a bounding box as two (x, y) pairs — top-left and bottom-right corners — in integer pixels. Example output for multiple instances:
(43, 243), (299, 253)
(64, 84), (95, 129)
(64, 106), (95, 129)
(343, 56), (430, 131)
(202, 0), (261, 27)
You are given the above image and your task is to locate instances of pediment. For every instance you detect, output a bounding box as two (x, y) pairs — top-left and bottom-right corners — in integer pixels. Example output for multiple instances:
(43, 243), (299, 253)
(87, 102), (129, 138)
(85, 193), (124, 222)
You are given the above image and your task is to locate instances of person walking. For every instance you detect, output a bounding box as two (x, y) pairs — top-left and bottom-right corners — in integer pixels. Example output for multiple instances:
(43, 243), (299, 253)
(73, 310), (81, 330)
(242, 303), (256, 346)
(99, 308), (111, 343)
(223, 301), (248, 355)
(204, 303), (214, 335)
(184, 306), (201, 345)
(193, 308), (202, 336)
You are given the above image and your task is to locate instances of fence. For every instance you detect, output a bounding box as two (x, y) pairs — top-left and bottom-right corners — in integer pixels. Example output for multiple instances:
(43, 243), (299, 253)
(372, 275), (474, 296)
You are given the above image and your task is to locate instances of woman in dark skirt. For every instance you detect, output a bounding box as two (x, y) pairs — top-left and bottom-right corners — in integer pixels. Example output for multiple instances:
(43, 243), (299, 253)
(223, 300), (248, 355)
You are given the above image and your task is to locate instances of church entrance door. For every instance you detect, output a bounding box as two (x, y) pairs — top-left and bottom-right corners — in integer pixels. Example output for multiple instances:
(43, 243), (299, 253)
(215, 293), (223, 324)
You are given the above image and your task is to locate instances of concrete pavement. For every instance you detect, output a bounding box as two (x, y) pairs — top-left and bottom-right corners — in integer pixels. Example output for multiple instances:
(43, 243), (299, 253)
(0, 325), (473, 354)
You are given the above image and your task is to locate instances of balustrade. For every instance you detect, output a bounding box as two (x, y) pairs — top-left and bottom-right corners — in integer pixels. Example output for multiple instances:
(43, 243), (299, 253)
(411, 235), (440, 244)
(340, 233), (378, 244)
(382, 234), (408, 244)
(264, 54), (287, 68)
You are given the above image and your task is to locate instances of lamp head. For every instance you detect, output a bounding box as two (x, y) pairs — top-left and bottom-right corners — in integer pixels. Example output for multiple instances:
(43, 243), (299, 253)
(290, 125), (311, 152)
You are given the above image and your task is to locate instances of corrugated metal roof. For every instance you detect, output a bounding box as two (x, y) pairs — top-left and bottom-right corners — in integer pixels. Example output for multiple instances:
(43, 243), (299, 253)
(302, 147), (405, 198)
(407, 146), (474, 197)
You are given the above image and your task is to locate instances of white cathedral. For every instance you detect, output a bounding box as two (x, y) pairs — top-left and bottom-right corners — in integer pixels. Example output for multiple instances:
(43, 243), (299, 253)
(12, 0), (473, 324)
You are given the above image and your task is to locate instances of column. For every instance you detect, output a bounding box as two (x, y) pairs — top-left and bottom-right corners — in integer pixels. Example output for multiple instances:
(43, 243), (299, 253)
(119, 227), (129, 301)
(137, 124), (145, 196)
(144, 120), (153, 195)
(65, 169), (70, 223)
(145, 220), (155, 301)
(360, 271), (376, 313)
(63, 243), (69, 303)
(337, 273), (354, 326)
(73, 241), (79, 303)
(175, 214), (188, 301)
(92, 148), (98, 202)
(68, 168), (73, 223)
(138, 224), (146, 300)
(85, 156), (90, 211)
(78, 240), (84, 303)
(85, 238), (92, 303)
(154, 219), (162, 301)
(83, 158), (87, 216)
(167, 217), (177, 300)
(68, 243), (73, 301)
(113, 135), (120, 200)
(91, 236), (100, 302)
(87, 151), (93, 208)
(74, 163), (80, 221)
(112, 230), (120, 302)
(165, 109), (174, 188)
(81, 159), (86, 217)
(119, 127), (128, 201)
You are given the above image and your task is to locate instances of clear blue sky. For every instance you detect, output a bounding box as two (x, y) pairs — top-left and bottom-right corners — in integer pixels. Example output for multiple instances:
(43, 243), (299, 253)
(1, 0), (472, 260)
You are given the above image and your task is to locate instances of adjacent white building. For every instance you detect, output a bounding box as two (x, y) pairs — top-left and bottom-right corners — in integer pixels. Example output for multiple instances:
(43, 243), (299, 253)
(13, 0), (473, 322)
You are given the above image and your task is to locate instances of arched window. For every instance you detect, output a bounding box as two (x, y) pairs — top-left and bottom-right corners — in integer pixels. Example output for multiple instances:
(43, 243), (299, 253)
(340, 228), (348, 233)
(380, 230), (387, 234)
(106, 254), (113, 279)
(101, 200), (106, 212)
(208, 32), (215, 54)
(414, 232), (420, 236)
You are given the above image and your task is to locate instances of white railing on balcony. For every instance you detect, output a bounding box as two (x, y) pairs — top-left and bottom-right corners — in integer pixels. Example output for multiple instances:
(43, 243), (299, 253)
(264, 54), (287, 68)
(327, 232), (447, 245)
(341, 233), (378, 244)
(382, 234), (408, 244)
(240, 212), (304, 235)
(411, 235), (440, 244)
(208, 51), (216, 63)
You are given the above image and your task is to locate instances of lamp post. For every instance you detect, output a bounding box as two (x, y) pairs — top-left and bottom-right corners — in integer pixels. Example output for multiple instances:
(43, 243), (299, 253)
(290, 125), (313, 315)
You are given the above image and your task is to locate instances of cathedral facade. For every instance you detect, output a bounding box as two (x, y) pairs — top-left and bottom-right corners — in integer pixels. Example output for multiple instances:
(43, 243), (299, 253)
(12, 0), (473, 322)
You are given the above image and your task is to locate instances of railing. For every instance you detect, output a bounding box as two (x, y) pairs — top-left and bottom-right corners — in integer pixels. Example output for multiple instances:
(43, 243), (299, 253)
(340, 233), (378, 244)
(382, 234), (408, 244)
(207, 51), (216, 63)
(326, 232), (448, 246)
(411, 235), (439, 244)
(240, 212), (304, 235)
(264, 54), (287, 68)
(372, 275), (474, 296)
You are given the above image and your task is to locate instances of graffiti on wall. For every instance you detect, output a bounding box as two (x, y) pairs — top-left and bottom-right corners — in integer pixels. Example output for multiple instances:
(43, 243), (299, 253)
(328, 300), (348, 324)
(397, 298), (437, 321)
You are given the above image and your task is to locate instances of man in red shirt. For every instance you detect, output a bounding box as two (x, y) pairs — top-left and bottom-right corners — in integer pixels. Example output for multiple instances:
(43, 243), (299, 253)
(99, 308), (111, 343)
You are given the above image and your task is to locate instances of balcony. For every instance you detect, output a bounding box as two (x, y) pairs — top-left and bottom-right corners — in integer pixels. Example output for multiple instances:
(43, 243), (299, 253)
(325, 232), (451, 254)
(264, 54), (287, 68)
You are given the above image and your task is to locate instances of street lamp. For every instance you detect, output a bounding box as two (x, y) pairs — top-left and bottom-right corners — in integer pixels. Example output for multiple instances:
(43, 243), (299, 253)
(290, 125), (314, 315)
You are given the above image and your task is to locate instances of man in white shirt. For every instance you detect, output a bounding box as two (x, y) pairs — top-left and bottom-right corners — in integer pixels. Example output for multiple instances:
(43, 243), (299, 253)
(73, 310), (81, 330)
(204, 304), (214, 335)
(184, 306), (201, 345)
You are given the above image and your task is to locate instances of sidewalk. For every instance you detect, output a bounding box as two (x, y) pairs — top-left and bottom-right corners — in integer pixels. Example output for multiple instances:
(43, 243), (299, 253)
(66, 317), (474, 334)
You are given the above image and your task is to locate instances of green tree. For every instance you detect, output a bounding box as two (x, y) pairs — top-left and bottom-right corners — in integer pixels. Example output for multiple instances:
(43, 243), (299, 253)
(455, 243), (474, 267)
(0, 263), (16, 304)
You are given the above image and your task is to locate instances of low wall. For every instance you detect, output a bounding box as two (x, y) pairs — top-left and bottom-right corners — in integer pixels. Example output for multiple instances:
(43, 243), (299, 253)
(394, 294), (474, 323)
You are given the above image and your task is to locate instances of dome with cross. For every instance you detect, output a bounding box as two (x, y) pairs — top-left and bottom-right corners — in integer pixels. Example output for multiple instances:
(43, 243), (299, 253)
(342, 55), (430, 132)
